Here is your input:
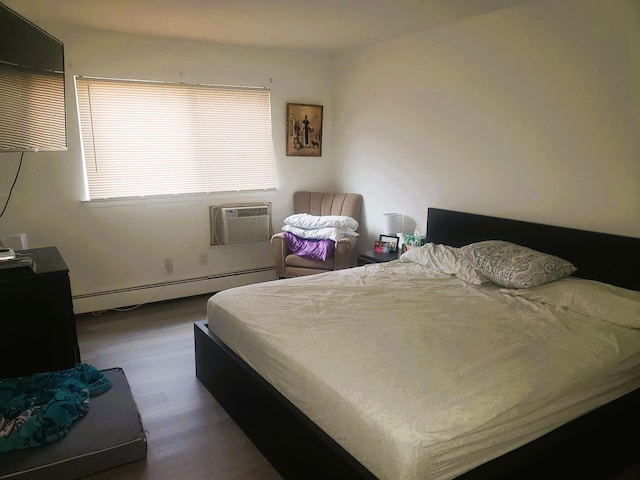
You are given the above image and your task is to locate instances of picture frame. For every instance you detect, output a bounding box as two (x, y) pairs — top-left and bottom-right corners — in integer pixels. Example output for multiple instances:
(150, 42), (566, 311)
(374, 240), (390, 253)
(379, 235), (400, 253)
(286, 103), (323, 156)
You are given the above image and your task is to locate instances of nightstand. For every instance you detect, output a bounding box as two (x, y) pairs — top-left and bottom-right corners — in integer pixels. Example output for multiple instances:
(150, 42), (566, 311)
(357, 250), (400, 266)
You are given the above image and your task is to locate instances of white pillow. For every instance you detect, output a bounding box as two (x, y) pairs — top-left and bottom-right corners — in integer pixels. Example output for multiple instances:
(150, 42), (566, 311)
(284, 213), (359, 231)
(459, 240), (576, 289)
(281, 224), (359, 242)
(400, 242), (457, 272)
(455, 263), (492, 286)
(501, 277), (640, 328)
(400, 243), (491, 285)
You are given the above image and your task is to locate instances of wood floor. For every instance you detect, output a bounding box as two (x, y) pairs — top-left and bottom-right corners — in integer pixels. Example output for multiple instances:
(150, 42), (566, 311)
(75, 294), (640, 480)
(76, 294), (282, 480)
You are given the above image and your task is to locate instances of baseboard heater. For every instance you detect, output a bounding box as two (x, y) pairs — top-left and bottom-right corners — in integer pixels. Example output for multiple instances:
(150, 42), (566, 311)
(72, 266), (274, 299)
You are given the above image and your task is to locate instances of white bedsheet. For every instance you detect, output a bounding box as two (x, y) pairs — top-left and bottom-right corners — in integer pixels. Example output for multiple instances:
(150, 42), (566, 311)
(207, 261), (640, 480)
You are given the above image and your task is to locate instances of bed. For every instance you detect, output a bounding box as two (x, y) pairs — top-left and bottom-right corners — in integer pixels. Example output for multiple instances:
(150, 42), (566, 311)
(194, 207), (640, 479)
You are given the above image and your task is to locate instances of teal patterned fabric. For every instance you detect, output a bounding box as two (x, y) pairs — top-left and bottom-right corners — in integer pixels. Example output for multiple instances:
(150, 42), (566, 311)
(460, 240), (576, 288)
(0, 363), (111, 452)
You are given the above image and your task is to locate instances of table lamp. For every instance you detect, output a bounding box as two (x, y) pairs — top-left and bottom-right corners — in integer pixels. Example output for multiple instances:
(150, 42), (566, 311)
(383, 213), (402, 236)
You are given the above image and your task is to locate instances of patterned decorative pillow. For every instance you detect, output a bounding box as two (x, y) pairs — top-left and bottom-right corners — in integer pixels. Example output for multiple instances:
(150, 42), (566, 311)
(459, 240), (576, 288)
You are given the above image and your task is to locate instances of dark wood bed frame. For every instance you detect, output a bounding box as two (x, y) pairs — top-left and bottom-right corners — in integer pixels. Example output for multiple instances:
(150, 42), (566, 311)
(195, 208), (640, 479)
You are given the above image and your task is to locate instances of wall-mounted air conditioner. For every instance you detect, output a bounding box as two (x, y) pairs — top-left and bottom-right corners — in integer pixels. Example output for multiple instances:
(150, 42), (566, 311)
(210, 204), (271, 244)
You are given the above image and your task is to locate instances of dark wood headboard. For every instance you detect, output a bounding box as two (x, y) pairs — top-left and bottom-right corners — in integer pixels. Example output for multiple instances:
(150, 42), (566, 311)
(426, 208), (640, 291)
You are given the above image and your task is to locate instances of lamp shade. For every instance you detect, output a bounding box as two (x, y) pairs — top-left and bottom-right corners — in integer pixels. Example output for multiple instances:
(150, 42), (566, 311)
(383, 213), (402, 234)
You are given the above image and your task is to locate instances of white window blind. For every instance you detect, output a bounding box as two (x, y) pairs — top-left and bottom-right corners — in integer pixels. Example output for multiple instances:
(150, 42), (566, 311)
(0, 64), (67, 152)
(75, 76), (276, 200)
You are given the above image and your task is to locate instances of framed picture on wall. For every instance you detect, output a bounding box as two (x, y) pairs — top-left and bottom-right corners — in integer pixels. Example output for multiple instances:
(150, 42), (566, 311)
(286, 103), (323, 156)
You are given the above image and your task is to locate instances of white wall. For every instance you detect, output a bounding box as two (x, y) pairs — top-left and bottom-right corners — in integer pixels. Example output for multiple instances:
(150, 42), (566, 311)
(334, 0), (640, 246)
(1, 0), (638, 313)
(0, 26), (337, 313)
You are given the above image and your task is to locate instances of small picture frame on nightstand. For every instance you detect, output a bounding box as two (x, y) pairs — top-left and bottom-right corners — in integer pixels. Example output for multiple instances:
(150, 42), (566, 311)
(379, 235), (400, 253)
(374, 240), (389, 253)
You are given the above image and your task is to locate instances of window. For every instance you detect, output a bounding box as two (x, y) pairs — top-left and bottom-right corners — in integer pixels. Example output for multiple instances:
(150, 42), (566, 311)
(75, 76), (276, 200)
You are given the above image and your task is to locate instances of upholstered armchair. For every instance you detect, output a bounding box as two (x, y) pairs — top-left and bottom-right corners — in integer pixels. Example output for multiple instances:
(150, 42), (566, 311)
(272, 191), (363, 278)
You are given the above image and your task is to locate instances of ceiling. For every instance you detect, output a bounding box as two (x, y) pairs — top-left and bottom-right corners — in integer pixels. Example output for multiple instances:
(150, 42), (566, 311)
(3, 0), (529, 52)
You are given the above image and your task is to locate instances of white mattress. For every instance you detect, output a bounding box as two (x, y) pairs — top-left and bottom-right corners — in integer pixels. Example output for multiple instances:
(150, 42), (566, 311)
(207, 261), (640, 480)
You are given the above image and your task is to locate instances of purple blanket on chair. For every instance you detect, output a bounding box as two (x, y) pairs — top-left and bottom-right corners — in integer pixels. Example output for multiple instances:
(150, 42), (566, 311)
(283, 232), (335, 261)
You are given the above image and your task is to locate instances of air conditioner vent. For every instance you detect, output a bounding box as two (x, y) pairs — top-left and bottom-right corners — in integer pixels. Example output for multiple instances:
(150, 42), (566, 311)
(210, 204), (272, 245)
(225, 206), (269, 219)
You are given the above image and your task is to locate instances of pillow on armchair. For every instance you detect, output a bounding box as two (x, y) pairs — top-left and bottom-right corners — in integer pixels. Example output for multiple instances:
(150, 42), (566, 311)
(283, 213), (359, 231)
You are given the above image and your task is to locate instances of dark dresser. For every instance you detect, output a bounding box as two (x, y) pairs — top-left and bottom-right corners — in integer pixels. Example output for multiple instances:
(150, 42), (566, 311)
(0, 246), (80, 378)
